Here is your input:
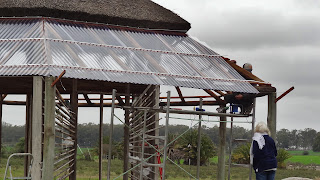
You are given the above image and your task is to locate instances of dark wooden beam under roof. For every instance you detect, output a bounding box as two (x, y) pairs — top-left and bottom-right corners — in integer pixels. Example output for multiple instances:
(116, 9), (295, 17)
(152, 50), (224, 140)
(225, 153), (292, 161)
(223, 57), (264, 82)
(83, 94), (93, 105)
(175, 87), (185, 103)
(116, 95), (125, 106)
(204, 89), (226, 104)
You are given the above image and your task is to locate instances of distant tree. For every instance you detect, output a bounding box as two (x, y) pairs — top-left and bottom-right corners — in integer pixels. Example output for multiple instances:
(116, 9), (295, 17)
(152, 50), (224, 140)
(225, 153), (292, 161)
(289, 129), (301, 149)
(312, 133), (320, 152)
(299, 128), (317, 150)
(277, 129), (290, 149)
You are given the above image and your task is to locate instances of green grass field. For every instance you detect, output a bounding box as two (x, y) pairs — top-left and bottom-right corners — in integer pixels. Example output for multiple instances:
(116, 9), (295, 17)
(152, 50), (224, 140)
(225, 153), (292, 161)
(1, 158), (320, 180)
(288, 150), (320, 156)
(1, 150), (320, 179)
(286, 150), (320, 165)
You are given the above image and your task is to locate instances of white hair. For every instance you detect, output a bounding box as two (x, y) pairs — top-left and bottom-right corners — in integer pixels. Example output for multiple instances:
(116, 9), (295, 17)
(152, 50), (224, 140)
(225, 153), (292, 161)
(254, 122), (270, 135)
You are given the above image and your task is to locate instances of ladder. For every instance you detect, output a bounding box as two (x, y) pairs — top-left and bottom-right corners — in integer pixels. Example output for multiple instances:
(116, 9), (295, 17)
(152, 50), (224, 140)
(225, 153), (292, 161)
(3, 153), (34, 180)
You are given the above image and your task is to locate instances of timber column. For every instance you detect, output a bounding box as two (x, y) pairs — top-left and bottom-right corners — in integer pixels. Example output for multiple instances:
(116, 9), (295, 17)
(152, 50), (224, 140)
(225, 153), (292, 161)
(31, 76), (43, 180)
(42, 76), (56, 179)
(217, 105), (227, 180)
(267, 92), (277, 140)
(70, 79), (78, 180)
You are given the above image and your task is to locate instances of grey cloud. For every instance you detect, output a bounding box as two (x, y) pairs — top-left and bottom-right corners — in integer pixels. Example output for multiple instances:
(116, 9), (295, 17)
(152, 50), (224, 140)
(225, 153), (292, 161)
(189, 8), (320, 49)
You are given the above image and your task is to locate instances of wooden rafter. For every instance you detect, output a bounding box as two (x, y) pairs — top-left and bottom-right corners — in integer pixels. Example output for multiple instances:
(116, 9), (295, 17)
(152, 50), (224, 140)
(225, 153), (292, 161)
(116, 95), (125, 106)
(215, 90), (226, 96)
(175, 87), (185, 103)
(204, 89), (225, 104)
(83, 94), (93, 105)
(223, 57), (264, 82)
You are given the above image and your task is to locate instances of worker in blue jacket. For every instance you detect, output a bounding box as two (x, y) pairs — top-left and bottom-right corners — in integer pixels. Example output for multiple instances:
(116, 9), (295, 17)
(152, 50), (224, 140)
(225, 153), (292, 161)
(250, 122), (277, 180)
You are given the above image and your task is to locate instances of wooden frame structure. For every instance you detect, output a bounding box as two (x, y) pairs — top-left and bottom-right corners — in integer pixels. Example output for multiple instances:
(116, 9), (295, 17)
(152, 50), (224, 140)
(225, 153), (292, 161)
(0, 63), (277, 179)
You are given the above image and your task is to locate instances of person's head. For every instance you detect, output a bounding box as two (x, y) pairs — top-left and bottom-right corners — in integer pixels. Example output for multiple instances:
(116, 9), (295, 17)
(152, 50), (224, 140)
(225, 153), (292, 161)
(254, 122), (270, 135)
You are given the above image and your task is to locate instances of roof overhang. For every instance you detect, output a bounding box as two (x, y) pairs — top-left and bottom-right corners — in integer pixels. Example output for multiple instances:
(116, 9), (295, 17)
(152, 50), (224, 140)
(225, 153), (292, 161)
(0, 17), (259, 93)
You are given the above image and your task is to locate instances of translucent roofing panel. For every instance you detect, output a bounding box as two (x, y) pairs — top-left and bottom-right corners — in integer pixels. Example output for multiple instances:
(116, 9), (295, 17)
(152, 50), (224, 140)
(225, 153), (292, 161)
(0, 17), (259, 93)
(0, 18), (43, 39)
(0, 39), (46, 65)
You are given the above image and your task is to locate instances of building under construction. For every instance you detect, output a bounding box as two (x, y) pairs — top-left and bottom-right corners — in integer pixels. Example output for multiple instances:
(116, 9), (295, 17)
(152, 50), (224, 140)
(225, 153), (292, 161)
(0, 0), (277, 179)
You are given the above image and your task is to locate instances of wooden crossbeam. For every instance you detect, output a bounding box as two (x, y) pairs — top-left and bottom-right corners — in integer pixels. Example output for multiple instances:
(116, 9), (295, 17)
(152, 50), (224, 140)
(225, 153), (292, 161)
(175, 87), (185, 103)
(275, 86), (294, 103)
(116, 95), (125, 106)
(51, 70), (66, 87)
(204, 89), (225, 104)
(223, 58), (264, 82)
(83, 94), (93, 105)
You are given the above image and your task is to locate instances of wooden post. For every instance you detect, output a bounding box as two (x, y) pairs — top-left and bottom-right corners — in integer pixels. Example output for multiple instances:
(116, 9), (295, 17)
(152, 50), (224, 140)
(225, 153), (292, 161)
(99, 94), (103, 180)
(123, 84), (130, 180)
(0, 94), (3, 165)
(31, 76), (43, 180)
(217, 105), (227, 180)
(42, 76), (56, 180)
(70, 79), (78, 180)
(24, 94), (32, 177)
(267, 92), (277, 140)
(153, 85), (160, 180)
(107, 89), (116, 180)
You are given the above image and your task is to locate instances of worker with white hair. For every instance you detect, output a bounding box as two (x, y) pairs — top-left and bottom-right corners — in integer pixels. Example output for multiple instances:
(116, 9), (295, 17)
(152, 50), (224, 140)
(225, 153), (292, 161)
(250, 122), (277, 180)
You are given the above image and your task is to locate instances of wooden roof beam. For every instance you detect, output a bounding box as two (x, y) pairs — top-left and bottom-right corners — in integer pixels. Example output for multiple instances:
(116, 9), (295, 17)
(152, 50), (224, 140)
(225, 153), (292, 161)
(215, 90), (226, 96)
(116, 95), (125, 106)
(175, 87), (185, 103)
(204, 89), (226, 105)
(83, 94), (93, 105)
(223, 57), (264, 82)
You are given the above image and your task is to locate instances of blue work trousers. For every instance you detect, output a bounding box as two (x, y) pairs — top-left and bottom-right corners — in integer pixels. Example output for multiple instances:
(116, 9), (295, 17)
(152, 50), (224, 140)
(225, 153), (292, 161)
(255, 170), (276, 180)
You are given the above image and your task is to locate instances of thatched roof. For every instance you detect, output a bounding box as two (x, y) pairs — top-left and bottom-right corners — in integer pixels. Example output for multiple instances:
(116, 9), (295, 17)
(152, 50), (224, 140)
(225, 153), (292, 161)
(0, 0), (191, 32)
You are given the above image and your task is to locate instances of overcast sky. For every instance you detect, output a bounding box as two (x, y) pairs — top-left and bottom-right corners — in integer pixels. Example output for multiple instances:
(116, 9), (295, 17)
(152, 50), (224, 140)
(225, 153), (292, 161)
(2, 0), (319, 131)
(151, 0), (320, 131)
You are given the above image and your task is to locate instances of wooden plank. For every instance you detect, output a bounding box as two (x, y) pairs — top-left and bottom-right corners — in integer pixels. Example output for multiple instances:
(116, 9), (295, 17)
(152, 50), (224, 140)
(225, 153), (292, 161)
(51, 70), (66, 87)
(224, 58), (264, 82)
(83, 93), (93, 105)
(24, 94), (32, 177)
(31, 76), (43, 180)
(42, 76), (56, 180)
(204, 89), (225, 104)
(0, 94), (2, 165)
(215, 90), (226, 96)
(267, 92), (277, 140)
(70, 79), (78, 180)
(175, 87), (185, 103)
(99, 94), (103, 180)
(123, 84), (130, 180)
(217, 108), (227, 180)
(116, 95), (125, 106)
(275, 86), (294, 103)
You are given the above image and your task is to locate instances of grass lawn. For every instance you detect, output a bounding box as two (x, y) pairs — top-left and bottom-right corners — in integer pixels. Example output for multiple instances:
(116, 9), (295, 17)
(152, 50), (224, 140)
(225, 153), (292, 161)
(1, 157), (320, 180)
(288, 150), (320, 156)
(287, 150), (320, 165)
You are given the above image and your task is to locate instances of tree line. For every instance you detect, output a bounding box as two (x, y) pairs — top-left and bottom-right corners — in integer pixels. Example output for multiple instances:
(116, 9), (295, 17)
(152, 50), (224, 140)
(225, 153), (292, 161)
(1, 122), (320, 151)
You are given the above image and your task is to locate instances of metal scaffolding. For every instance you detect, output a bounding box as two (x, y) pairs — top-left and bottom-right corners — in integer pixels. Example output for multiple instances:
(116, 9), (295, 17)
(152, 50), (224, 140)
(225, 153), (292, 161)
(106, 87), (254, 180)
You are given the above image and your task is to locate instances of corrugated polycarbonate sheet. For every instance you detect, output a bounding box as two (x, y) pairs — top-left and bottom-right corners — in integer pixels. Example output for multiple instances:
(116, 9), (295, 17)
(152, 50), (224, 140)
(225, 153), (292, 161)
(0, 17), (259, 93)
